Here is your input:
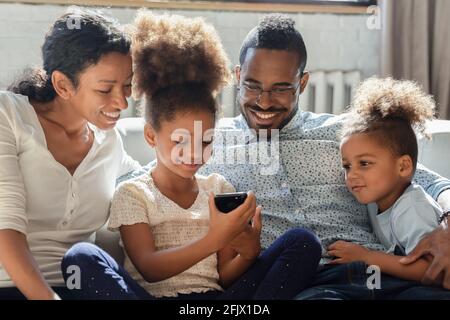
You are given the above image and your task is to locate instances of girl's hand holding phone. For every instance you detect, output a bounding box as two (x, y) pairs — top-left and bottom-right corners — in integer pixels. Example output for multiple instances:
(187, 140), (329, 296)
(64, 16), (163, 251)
(207, 191), (258, 251)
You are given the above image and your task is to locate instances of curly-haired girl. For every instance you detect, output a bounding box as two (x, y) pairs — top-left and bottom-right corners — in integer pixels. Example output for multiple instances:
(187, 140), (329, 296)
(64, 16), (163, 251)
(62, 11), (321, 300)
(328, 77), (447, 286)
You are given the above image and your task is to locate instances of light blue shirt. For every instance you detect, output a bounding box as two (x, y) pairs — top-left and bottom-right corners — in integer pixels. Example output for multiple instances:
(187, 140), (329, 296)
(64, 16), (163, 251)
(368, 183), (441, 256)
(126, 109), (450, 263)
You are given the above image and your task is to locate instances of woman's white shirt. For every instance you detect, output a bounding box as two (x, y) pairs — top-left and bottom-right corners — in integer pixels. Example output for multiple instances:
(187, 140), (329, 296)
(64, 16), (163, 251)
(0, 91), (140, 287)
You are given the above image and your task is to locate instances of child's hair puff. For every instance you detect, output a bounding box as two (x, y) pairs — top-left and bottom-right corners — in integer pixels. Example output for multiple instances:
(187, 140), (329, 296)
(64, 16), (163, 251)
(131, 10), (231, 98)
(346, 77), (435, 137)
(341, 77), (437, 172)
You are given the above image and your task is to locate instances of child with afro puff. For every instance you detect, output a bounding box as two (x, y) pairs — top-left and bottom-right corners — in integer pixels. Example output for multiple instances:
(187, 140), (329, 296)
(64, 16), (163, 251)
(328, 78), (450, 292)
(62, 11), (322, 300)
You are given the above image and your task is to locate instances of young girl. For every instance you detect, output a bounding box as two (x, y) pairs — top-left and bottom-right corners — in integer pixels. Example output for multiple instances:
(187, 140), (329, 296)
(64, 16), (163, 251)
(328, 77), (448, 286)
(62, 11), (321, 300)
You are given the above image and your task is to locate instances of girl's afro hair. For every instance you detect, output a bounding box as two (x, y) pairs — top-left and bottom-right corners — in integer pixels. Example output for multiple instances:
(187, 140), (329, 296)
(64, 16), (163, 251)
(131, 10), (232, 98)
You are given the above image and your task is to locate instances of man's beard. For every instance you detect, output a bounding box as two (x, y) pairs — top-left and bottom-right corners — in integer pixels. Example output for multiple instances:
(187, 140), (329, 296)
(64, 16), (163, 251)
(237, 97), (299, 132)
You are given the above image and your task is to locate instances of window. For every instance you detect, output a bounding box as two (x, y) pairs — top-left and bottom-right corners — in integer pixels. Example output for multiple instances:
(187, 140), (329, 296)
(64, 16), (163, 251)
(198, 0), (376, 5)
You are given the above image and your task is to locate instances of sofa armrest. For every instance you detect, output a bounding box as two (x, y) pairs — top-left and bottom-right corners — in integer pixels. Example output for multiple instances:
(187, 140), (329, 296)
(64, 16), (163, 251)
(418, 120), (450, 179)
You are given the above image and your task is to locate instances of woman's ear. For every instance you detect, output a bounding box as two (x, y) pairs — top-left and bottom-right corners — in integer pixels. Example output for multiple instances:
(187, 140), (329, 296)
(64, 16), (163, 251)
(144, 123), (157, 148)
(51, 70), (75, 100)
(398, 155), (414, 178)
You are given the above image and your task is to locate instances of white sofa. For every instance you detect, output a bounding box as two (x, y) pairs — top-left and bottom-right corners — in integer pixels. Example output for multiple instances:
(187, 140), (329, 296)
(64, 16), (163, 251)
(95, 116), (450, 263)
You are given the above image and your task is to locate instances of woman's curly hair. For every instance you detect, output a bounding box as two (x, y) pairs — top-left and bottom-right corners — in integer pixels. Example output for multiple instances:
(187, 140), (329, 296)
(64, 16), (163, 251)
(130, 11), (232, 129)
(341, 77), (437, 171)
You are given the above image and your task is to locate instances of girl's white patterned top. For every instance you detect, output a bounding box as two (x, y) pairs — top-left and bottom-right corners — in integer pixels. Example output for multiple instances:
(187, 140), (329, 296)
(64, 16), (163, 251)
(109, 172), (235, 298)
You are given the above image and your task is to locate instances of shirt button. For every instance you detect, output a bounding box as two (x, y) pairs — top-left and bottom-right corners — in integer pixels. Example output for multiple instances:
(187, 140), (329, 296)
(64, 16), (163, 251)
(62, 221), (68, 226)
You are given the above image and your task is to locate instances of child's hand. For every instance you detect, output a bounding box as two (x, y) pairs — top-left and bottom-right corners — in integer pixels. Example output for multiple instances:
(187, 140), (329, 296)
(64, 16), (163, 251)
(327, 240), (370, 265)
(207, 191), (257, 251)
(229, 206), (263, 261)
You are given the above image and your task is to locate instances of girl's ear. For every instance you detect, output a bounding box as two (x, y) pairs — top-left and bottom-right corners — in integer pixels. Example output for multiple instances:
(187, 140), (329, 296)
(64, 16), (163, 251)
(144, 123), (157, 148)
(398, 155), (414, 178)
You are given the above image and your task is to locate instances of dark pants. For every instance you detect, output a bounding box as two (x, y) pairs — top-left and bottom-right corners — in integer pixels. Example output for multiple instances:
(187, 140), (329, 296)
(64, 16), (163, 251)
(61, 228), (321, 300)
(295, 261), (450, 300)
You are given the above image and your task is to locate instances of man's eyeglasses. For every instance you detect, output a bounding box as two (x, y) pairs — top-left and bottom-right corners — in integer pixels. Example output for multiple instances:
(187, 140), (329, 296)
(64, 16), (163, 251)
(237, 81), (300, 102)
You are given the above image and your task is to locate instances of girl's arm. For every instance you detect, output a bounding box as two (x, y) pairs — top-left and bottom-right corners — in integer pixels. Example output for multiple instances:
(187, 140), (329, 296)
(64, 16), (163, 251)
(120, 223), (218, 282)
(120, 192), (257, 283)
(328, 240), (429, 282)
(217, 207), (262, 288)
(0, 230), (59, 300)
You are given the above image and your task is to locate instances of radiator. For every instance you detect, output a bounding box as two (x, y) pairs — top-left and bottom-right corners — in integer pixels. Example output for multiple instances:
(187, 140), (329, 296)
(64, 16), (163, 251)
(218, 70), (361, 117)
(299, 70), (361, 115)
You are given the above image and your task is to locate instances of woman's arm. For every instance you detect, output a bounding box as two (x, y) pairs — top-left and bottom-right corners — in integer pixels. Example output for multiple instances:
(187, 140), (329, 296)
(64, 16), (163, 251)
(0, 230), (59, 300)
(0, 105), (58, 299)
(120, 192), (257, 283)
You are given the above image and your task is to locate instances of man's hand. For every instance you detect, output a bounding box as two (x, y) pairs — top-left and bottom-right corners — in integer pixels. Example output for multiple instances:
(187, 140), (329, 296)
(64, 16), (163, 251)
(327, 240), (370, 265)
(229, 206), (263, 261)
(400, 221), (450, 289)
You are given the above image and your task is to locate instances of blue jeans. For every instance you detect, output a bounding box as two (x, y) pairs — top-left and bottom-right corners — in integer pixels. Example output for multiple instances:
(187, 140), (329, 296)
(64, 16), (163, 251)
(295, 261), (450, 300)
(61, 228), (321, 300)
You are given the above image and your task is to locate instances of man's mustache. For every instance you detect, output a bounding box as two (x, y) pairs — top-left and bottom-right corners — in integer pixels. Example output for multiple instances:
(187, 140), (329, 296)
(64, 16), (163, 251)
(248, 105), (287, 113)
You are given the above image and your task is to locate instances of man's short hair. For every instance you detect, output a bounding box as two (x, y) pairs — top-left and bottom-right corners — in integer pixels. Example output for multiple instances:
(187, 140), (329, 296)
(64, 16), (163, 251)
(239, 14), (307, 74)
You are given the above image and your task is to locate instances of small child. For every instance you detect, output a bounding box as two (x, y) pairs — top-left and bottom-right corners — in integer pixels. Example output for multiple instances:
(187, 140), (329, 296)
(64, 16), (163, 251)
(63, 12), (322, 300)
(328, 77), (447, 285)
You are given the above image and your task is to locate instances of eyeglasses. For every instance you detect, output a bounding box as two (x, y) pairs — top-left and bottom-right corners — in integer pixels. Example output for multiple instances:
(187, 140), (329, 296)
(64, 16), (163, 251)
(237, 81), (300, 102)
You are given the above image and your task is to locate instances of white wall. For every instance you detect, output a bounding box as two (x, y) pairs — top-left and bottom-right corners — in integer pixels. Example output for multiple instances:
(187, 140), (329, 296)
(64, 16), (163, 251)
(0, 2), (380, 115)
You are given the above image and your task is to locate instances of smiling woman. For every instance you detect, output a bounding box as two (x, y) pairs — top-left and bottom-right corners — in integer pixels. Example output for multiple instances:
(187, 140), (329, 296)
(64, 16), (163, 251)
(0, 7), (140, 300)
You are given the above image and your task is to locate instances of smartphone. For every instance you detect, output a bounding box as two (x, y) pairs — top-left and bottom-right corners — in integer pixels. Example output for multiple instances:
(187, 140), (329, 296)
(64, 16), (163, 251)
(214, 192), (248, 213)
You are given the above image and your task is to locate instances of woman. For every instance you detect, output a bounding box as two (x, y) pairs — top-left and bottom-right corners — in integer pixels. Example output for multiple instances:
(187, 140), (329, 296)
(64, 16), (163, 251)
(0, 7), (140, 300)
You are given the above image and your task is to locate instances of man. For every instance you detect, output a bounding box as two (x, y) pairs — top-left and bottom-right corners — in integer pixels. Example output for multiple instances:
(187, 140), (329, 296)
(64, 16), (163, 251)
(198, 15), (450, 299)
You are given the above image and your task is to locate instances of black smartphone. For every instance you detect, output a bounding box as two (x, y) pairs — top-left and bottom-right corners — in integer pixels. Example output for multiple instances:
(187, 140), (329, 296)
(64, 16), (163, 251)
(214, 192), (248, 213)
